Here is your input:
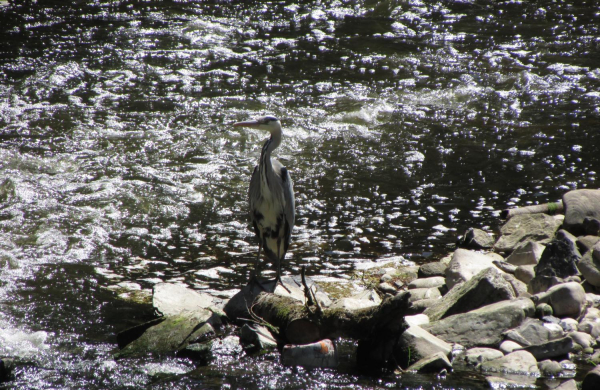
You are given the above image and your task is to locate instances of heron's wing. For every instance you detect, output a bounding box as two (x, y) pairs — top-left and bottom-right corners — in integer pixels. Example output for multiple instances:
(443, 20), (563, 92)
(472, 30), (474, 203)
(280, 166), (295, 246)
(249, 165), (260, 231)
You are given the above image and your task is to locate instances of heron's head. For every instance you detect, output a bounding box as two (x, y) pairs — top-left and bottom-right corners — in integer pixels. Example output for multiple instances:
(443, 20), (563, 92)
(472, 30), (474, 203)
(233, 116), (282, 136)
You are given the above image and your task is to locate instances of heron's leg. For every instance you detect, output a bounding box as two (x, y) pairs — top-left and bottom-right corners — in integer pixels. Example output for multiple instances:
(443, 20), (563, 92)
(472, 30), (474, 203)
(275, 238), (290, 293)
(253, 240), (262, 277)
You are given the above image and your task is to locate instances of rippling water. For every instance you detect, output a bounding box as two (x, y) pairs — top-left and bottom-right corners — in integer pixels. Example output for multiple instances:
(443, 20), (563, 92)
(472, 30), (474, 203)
(1, 0), (599, 388)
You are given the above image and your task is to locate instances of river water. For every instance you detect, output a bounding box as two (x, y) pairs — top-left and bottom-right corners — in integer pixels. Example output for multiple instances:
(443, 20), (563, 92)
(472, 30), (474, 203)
(0, 0), (599, 389)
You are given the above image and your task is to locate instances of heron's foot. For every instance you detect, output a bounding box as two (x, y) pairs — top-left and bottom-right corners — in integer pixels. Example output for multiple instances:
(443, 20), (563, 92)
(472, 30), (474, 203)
(247, 274), (270, 292)
(275, 275), (291, 293)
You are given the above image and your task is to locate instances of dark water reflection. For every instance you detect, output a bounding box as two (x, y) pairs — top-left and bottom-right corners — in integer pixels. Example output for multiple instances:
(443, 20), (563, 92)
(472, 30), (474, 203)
(0, 0), (599, 388)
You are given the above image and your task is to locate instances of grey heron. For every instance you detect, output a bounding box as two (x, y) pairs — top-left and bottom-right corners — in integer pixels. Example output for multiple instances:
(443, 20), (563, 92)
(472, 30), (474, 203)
(234, 116), (295, 287)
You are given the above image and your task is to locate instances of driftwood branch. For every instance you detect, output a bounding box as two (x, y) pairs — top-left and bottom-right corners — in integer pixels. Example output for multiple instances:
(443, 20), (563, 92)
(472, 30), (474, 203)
(501, 201), (563, 219)
(251, 290), (410, 344)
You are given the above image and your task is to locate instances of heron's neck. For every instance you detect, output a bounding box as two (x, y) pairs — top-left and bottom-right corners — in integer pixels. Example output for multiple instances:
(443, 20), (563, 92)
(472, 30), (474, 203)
(261, 128), (282, 161)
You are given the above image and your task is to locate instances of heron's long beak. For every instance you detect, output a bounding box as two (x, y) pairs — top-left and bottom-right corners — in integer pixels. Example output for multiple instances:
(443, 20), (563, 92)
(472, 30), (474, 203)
(233, 120), (260, 128)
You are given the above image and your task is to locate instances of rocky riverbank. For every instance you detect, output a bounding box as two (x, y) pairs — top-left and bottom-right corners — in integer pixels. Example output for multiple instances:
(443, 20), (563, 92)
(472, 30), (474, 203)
(108, 189), (600, 389)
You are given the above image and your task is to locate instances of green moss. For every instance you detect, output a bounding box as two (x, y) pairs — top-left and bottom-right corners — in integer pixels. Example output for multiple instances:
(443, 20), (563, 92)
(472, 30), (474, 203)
(317, 282), (354, 300)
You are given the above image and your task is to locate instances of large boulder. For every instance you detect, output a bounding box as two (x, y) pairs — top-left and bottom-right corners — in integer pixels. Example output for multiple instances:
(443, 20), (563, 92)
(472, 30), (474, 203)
(422, 298), (535, 348)
(494, 213), (562, 253)
(424, 267), (516, 321)
(529, 240), (580, 294)
(444, 249), (502, 290)
(397, 325), (452, 368)
(532, 282), (586, 318)
(563, 189), (600, 235)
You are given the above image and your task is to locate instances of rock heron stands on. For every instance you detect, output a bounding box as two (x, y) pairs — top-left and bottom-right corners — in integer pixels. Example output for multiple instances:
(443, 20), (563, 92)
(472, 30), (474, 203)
(234, 116), (295, 288)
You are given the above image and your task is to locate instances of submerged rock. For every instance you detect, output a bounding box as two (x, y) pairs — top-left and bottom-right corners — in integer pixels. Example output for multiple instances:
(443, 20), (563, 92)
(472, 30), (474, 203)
(485, 375), (536, 389)
(115, 309), (222, 359)
(0, 358), (14, 381)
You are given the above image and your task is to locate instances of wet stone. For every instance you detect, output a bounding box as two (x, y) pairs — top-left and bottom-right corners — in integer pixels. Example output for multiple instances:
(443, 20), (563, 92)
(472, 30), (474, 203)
(538, 359), (562, 377)
(485, 376), (537, 389)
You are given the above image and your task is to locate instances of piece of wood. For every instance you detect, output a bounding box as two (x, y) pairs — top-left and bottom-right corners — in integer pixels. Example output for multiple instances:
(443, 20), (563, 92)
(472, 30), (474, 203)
(501, 202), (563, 220)
(251, 290), (410, 344)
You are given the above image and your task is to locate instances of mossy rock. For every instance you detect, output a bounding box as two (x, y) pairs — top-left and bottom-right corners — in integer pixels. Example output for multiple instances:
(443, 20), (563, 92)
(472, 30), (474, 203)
(115, 310), (221, 359)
